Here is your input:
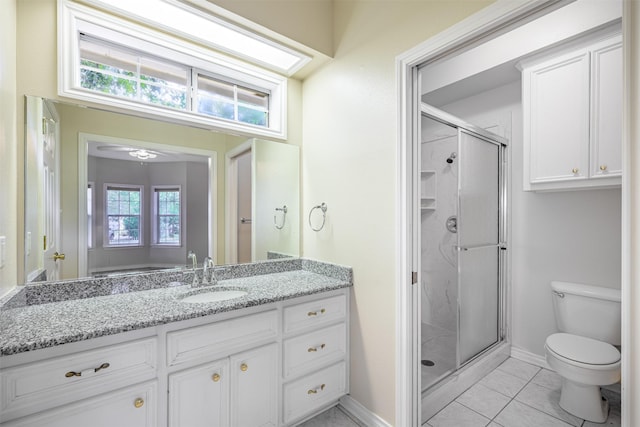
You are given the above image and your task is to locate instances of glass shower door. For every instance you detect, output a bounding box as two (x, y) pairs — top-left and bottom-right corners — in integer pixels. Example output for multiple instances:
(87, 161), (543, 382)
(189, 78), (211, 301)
(457, 130), (501, 365)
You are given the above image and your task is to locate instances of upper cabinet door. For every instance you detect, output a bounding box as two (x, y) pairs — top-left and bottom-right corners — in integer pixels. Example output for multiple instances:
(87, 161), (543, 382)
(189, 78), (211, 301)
(590, 35), (623, 179)
(527, 49), (591, 185)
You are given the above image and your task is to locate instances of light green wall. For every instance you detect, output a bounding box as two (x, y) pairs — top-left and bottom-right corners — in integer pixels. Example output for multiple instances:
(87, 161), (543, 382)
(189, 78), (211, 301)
(302, 1), (494, 423)
(0, 0), (17, 297)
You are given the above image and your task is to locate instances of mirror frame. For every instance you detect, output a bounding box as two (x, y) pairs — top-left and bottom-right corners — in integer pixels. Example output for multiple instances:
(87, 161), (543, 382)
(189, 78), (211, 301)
(77, 132), (217, 278)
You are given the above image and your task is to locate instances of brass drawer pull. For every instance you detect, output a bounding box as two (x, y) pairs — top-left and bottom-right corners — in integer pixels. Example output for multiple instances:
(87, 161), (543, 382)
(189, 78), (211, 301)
(240, 363), (248, 372)
(572, 168), (579, 174)
(307, 384), (326, 394)
(134, 398), (144, 408)
(308, 344), (326, 352)
(600, 165), (608, 171)
(65, 362), (110, 378)
(307, 308), (326, 317)
(212, 373), (221, 382)
(94, 362), (110, 373)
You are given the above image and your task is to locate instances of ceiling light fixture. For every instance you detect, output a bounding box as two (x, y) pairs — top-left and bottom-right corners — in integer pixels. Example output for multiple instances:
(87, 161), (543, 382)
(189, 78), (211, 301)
(129, 149), (157, 160)
(82, 0), (311, 75)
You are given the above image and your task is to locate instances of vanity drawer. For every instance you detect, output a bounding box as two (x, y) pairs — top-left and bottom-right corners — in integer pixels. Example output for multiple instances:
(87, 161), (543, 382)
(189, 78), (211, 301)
(166, 310), (278, 367)
(282, 362), (346, 425)
(0, 337), (157, 423)
(283, 294), (346, 335)
(283, 323), (346, 379)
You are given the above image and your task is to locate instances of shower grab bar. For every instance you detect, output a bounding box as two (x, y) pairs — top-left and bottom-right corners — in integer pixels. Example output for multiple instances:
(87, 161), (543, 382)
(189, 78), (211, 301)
(455, 243), (507, 251)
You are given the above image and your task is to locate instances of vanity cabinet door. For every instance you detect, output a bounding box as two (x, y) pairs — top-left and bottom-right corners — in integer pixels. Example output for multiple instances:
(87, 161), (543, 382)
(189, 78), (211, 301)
(230, 343), (278, 427)
(2, 381), (157, 427)
(168, 359), (229, 427)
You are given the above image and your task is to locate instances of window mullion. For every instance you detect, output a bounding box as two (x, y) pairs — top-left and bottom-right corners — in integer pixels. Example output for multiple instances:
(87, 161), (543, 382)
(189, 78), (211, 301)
(233, 84), (239, 121)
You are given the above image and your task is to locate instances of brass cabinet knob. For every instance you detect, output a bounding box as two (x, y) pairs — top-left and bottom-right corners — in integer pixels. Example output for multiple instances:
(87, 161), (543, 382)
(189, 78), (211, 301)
(600, 165), (608, 171)
(571, 168), (579, 174)
(134, 398), (144, 408)
(240, 363), (248, 372)
(53, 252), (66, 261)
(212, 373), (220, 382)
(307, 308), (326, 317)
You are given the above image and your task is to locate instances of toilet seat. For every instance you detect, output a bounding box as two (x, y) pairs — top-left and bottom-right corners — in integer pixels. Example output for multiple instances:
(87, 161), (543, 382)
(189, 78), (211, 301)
(546, 333), (620, 366)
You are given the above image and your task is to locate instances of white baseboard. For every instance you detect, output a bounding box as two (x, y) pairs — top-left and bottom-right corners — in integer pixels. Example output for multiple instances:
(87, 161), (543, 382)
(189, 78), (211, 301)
(510, 346), (549, 369)
(339, 395), (392, 427)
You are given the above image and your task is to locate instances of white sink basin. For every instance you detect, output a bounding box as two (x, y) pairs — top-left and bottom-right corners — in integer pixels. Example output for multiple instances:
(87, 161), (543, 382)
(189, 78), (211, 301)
(179, 289), (247, 304)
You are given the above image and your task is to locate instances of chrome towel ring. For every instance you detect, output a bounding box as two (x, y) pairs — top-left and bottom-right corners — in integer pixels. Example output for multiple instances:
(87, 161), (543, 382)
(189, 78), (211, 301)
(274, 205), (288, 230)
(309, 202), (327, 232)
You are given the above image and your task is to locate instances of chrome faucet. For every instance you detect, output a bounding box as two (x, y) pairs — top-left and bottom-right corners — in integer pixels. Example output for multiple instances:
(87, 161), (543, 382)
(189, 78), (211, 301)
(202, 256), (217, 286)
(187, 251), (199, 286)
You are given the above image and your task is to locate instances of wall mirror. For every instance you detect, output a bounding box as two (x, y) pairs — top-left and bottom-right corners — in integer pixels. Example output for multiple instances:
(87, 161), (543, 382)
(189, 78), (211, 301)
(24, 95), (300, 283)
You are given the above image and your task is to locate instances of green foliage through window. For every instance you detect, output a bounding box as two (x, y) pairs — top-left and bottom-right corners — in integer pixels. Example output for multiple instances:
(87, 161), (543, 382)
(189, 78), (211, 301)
(79, 36), (269, 127)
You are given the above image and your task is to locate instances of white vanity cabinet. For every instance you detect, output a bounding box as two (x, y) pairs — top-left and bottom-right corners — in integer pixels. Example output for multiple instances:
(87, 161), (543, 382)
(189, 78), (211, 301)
(281, 293), (348, 425)
(521, 32), (622, 191)
(166, 309), (279, 427)
(168, 343), (278, 427)
(0, 288), (350, 427)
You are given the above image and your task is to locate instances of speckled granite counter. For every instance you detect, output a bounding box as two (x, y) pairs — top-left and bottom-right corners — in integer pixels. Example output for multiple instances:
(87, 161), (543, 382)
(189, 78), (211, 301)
(0, 259), (352, 356)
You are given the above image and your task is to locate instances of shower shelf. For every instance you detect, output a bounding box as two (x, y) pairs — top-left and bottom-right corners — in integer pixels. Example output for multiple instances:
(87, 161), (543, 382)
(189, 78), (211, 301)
(421, 198), (436, 211)
(420, 170), (436, 211)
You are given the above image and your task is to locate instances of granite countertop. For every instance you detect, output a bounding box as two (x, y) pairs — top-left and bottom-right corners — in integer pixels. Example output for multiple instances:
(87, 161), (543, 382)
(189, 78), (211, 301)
(0, 259), (352, 356)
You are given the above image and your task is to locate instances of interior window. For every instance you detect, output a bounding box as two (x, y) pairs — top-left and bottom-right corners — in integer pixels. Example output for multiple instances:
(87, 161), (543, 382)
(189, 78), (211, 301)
(105, 185), (143, 247)
(153, 187), (181, 246)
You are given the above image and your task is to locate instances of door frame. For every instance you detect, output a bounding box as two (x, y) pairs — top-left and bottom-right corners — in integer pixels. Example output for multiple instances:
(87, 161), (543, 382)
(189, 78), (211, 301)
(395, 0), (633, 426)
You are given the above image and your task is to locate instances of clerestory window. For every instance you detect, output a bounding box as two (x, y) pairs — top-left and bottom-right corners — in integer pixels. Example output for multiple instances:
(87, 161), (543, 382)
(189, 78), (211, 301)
(59, 0), (288, 139)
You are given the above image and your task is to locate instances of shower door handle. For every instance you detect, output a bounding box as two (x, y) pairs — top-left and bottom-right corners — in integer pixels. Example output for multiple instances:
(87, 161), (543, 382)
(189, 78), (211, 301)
(455, 243), (507, 251)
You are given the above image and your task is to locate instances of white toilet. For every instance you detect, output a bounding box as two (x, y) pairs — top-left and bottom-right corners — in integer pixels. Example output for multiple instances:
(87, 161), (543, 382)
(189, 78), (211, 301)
(545, 281), (621, 423)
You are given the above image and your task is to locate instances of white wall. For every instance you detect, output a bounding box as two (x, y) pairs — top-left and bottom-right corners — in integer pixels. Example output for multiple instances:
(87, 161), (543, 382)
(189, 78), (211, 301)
(438, 81), (622, 358)
(0, 0), (17, 297)
(301, 1), (495, 423)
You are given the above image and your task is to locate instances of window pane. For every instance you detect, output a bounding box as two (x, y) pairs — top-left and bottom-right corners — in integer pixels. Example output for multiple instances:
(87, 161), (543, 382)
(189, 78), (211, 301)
(196, 74), (235, 120)
(155, 189), (180, 245)
(238, 106), (267, 126)
(237, 85), (269, 110)
(80, 36), (188, 111)
(106, 187), (142, 246)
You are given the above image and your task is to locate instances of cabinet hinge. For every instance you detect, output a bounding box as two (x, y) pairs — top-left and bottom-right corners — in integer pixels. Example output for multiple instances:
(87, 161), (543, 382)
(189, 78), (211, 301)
(412, 271), (418, 285)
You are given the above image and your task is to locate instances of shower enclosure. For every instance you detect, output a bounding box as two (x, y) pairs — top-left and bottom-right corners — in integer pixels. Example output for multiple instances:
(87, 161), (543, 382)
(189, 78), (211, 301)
(419, 104), (507, 391)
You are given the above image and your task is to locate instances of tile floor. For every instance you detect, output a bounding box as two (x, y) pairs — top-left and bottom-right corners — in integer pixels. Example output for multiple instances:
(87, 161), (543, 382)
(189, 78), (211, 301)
(297, 406), (361, 427)
(300, 358), (621, 427)
(426, 357), (621, 427)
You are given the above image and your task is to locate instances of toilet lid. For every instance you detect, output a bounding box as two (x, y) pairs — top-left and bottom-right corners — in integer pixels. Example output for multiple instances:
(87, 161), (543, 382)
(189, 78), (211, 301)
(546, 333), (620, 365)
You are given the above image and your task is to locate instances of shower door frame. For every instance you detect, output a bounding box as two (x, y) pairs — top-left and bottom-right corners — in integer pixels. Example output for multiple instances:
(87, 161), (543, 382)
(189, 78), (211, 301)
(419, 103), (509, 387)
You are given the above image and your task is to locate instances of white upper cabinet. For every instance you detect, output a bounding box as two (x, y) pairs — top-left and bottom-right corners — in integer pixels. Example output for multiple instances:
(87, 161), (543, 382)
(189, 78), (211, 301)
(521, 32), (622, 191)
(590, 37), (623, 179)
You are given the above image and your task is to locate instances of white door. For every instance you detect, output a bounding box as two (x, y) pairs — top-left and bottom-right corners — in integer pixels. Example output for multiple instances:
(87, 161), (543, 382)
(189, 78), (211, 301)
(230, 343), (278, 427)
(41, 100), (61, 280)
(169, 359), (230, 427)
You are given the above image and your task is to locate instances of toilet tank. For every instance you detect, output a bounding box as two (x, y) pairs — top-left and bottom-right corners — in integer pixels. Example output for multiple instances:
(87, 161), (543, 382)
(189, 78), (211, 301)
(551, 281), (621, 345)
